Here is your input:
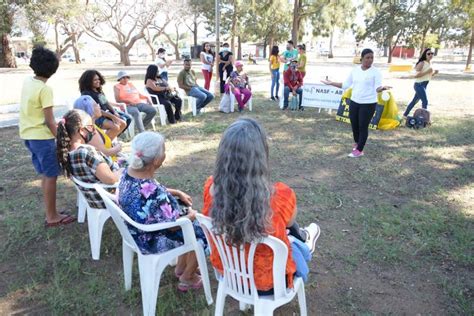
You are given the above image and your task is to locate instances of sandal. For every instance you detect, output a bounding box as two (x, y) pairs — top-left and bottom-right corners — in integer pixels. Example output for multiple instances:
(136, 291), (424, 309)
(45, 214), (76, 228)
(177, 276), (203, 292)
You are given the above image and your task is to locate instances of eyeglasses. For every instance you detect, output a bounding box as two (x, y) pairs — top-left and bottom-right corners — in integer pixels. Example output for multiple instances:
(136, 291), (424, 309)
(83, 124), (96, 133)
(427, 53), (433, 56)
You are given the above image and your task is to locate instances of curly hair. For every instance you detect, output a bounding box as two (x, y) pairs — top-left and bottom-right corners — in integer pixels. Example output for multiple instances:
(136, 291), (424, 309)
(78, 70), (105, 93)
(211, 118), (272, 245)
(56, 110), (91, 177)
(29, 46), (59, 78)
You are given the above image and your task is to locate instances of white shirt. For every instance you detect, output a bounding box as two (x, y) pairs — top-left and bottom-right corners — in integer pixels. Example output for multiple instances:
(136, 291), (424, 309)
(200, 52), (214, 71)
(156, 56), (167, 74)
(342, 65), (382, 104)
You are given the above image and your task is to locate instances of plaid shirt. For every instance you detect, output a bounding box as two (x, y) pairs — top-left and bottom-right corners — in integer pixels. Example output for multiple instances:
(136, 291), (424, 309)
(70, 145), (118, 209)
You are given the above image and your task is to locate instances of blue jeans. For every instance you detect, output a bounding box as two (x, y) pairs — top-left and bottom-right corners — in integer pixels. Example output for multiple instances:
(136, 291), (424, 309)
(189, 86), (214, 109)
(270, 69), (280, 97)
(160, 71), (168, 82)
(283, 86), (303, 108)
(404, 81), (429, 116)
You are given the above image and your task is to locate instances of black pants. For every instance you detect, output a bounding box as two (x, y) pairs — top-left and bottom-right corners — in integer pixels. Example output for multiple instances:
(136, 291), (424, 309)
(156, 94), (182, 124)
(349, 100), (376, 152)
(219, 64), (233, 93)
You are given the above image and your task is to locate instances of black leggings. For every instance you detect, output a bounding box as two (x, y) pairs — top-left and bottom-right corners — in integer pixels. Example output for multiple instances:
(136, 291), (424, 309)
(218, 64), (233, 93)
(156, 94), (182, 124)
(349, 101), (376, 151)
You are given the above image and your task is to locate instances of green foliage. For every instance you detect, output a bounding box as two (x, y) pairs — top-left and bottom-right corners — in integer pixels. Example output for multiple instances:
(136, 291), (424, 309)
(311, 0), (356, 38)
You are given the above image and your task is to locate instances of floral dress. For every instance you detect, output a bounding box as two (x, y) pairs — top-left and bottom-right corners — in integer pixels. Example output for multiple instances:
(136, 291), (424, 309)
(118, 170), (207, 255)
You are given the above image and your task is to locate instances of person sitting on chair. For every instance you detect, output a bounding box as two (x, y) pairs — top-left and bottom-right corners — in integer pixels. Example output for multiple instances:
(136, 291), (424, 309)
(225, 61), (252, 112)
(177, 58), (214, 114)
(56, 109), (121, 210)
(114, 71), (157, 134)
(145, 64), (182, 124)
(118, 131), (207, 292)
(202, 118), (320, 295)
(73, 95), (123, 160)
(283, 59), (304, 111)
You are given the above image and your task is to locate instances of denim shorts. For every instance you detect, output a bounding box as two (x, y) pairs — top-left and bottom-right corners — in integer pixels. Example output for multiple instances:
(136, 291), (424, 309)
(24, 139), (61, 177)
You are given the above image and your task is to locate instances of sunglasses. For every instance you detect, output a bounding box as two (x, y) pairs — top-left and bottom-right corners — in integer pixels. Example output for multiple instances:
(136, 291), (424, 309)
(427, 52), (433, 56)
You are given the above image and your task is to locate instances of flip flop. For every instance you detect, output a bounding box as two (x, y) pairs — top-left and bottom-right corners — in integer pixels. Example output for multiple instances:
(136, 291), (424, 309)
(177, 277), (203, 292)
(45, 214), (76, 228)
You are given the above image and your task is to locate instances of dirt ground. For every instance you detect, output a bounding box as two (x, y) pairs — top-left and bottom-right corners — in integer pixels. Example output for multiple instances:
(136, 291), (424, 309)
(0, 59), (473, 315)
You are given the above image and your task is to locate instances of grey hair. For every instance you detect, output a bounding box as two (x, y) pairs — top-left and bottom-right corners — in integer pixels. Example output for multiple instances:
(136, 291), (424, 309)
(211, 118), (272, 245)
(128, 132), (165, 169)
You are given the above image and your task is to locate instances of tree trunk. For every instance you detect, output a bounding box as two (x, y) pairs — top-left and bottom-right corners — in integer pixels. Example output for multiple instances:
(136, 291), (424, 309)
(328, 29), (334, 58)
(54, 22), (61, 58)
(175, 26), (180, 60)
(120, 47), (131, 66)
(145, 28), (156, 61)
(263, 37), (267, 59)
(387, 38), (393, 63)
(0, 33), (17, 68)
(292, 0), (299, 44)
(231, 0), (237, 55)
(193, 19), (198, 57)
(237, 35), (242, 60)
(419, 29), (428, 56)
(466, 24), (474, 71)
(71, 32), (81, 64)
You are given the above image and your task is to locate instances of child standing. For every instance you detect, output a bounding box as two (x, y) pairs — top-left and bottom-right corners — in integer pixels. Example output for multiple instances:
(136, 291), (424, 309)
(19, 46), (76, 227)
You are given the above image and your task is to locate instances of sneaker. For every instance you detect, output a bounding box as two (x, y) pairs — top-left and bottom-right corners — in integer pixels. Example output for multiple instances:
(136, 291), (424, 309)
(303, 223), (320, 254)
(348, 149), (364, 158)
(275, 96), (280, 100)
(270, 96), (276, 101)
(352, 143), (358, 151)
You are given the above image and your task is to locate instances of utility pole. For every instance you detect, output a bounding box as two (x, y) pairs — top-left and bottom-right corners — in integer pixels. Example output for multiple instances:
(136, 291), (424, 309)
(214, 0), (221, 95)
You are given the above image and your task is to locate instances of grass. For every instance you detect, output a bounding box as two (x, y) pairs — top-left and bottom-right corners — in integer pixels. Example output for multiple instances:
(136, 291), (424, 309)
(0, 95), (473, 315)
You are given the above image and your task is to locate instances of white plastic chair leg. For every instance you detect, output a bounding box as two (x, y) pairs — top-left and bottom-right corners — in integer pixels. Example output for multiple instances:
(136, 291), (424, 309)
(215, 283), (226, 316)
(239, 302), (251, 311)
(189, 97), (197, 116)
(157, 104), (167, 126)
(230, 93), (236, 112)
(77, 191), (86, 223)
(249, 97), (253, 111)
(126, 120), (136, 140)
(123, 243), (134, 291)
(195, 245), (214, 305)
(139, 257), (168, 316)
(86, 208), (110, 260)
(297, 282), (308, 316)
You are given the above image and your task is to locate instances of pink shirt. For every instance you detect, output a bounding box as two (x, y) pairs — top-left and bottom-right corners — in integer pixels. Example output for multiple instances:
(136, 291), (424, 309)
(115, 82), (148, 105)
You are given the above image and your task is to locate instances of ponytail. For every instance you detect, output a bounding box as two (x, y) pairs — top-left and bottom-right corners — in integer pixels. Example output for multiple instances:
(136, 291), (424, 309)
(56, 109), (91, 177)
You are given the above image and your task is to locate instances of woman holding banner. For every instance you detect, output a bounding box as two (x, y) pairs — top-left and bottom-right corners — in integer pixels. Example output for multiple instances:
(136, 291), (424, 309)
(322, 48), (391, 158)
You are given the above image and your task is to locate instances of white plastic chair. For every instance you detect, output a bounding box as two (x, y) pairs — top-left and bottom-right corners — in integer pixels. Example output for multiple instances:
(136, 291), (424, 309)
(142, 88), (168, 126)
(178, 88), (198, 116)
(94, 185), (213, 316)
(229, 91), (253, 112)
(71, 177), (117, 260)
(196, 214), (307, 316)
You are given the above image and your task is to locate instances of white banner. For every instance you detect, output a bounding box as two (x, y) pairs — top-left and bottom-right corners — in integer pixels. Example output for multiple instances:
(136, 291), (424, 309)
(301, 83), (343, 109)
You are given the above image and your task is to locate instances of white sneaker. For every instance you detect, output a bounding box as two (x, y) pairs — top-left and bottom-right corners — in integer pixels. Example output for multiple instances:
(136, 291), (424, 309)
(303, 223), (320, 254)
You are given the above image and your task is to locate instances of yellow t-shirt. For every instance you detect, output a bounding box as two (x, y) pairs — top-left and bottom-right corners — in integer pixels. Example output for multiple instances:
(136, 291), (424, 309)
(298, 53), (307, 72)
(19, 77), (55, 140)
(269, 55), (280, 70)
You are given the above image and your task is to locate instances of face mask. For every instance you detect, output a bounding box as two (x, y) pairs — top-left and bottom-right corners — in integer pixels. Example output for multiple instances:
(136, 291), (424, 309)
(159, 53), (165, 58)
(290, 64), (297, 70)
(81, 128), (95, 143)
(221, 47), (229, 52)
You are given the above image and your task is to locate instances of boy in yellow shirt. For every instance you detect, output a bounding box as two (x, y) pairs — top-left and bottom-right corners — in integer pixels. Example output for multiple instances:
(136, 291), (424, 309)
(19, 46), (76, 227)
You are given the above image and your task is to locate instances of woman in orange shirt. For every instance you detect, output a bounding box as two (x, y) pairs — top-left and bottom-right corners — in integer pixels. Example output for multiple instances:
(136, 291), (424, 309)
(202, 118), (320, 294)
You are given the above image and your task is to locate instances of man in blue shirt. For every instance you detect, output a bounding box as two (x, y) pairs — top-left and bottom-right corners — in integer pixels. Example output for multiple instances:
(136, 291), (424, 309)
(282, 40), (298, 71)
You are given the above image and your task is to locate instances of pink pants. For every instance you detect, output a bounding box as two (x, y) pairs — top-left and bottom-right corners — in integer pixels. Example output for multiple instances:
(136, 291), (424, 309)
(202, 69), (212, 90)
(231, 87), (252, 109)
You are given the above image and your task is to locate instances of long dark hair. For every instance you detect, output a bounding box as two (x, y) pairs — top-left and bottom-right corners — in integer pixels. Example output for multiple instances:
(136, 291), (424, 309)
(56, 110), (90, 177)
(211, 118), (272, 245)
(271, 45), (279, 57)
(416, 48), (432, 66)
(79, 70), (105, 93)
(144, 64), (159, 84)
(202, 42), (214, 56)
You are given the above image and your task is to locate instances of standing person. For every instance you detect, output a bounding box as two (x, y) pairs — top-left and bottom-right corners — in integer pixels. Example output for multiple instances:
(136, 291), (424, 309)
(269, 45), (281, 101)
(403, 48), (438, 118)
(200, 42), (214, 91)
(283, 59), (304, 111)
(114, 71), (157, 134)
(145, 64), (182, 124)
(79, 69), (131, 139)
(217, 43), (234, 94)
(19, 46), (76, 227)
(297, 44), (307, 78)
(282, 40), (298, 71)
(155, 48), (173, 82)
(177, 58), (214, 114)
(322, 48), (391, 158)
(202, 118), (320, 294)
(226, 61), (252, 112)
